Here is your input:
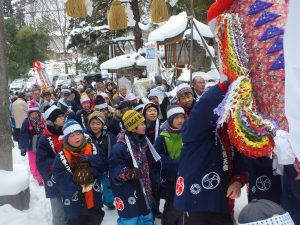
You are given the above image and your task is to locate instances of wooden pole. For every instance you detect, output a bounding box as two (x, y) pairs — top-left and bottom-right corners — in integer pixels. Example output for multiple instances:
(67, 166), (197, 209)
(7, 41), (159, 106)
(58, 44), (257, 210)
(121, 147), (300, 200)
(189, 0), (194, 86)
(0, 0), (13, 171)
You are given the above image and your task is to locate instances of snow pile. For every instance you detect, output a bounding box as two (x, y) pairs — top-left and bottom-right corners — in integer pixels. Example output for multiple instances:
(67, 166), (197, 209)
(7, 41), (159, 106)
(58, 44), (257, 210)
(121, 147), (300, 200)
(100, 53), (146, 70)
(148, 11), (214, 42)
(0, 145), (30, 196)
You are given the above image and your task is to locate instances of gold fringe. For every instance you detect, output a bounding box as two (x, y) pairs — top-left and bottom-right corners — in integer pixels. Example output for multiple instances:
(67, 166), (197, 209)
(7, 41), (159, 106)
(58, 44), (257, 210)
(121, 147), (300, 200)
(66, 0), (88, 18)
(108, 0), (128, 30)
(151, 0), (169, 23)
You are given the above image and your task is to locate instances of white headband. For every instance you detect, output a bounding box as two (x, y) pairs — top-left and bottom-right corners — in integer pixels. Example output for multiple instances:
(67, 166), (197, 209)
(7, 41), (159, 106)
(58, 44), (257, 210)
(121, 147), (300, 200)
(43, 105), (59, 120)
(239, 213), (295, 225)
(167, 107), (185, 118)
(95, 103), (108, 110)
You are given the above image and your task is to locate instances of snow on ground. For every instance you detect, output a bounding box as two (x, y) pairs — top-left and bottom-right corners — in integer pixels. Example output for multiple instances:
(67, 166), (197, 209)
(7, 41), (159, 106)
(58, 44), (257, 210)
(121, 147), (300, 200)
(0, 142), (247, 225)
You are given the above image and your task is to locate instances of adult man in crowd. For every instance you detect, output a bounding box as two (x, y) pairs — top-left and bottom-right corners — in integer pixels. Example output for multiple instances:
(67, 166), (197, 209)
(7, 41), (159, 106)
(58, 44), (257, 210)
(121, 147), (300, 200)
(112, 85), (127, 106)
(192, 75), (206, 100)
(12, 92), (28, 142)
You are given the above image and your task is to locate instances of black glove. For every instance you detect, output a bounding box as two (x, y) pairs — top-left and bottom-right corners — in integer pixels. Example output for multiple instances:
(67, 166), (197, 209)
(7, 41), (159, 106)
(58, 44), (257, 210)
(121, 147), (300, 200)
(20, 148), (27, 157)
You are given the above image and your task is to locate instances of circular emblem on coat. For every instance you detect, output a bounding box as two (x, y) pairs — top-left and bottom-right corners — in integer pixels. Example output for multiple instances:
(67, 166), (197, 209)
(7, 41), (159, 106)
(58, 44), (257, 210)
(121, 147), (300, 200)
(190, 184), (201, 195)
(202, 172), (220, 190)
(176, 177), (185, 196)
(64, 199), (71, 206)
(128, 197), (136, 205)
(71, 194), (79, 202)
(47, 180), (53, 187)
(256, 176), (271, 191)
(115, 197), (125, 211)
(51, 175), (56, 184)
(93, 179), (102, 193)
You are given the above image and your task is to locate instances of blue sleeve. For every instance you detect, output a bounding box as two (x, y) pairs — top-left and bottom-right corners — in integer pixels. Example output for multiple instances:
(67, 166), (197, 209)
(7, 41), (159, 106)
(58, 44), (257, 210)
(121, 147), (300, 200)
(182, 86), (223, 144)
(154, 136), (178, 182)
(109, 143), (132, 185)
(19, 119), (29, 150)
(52, 155), (80, 198)
(86, 145), (108, 178)
(36, 136), (56, 177)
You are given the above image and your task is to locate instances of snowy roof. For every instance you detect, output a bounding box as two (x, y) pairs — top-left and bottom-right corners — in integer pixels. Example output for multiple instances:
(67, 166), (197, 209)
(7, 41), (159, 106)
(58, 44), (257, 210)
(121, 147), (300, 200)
(113, 36), (135, 42)
(100, 53), (146, 70)
(148, 11), (214, 42)
(177, 68), (220, 82)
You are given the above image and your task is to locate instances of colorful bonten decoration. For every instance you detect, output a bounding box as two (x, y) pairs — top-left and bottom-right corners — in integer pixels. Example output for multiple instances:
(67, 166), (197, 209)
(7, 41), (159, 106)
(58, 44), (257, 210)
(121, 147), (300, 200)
(213, 13), (277, 158)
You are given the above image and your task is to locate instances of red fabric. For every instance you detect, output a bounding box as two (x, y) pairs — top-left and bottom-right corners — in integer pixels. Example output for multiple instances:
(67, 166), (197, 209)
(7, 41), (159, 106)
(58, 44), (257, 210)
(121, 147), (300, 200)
(217, 82), (229, 94)
(207, 0), (235, 22)
(43, 128), (63, 154)
(63, 143), (95, 209)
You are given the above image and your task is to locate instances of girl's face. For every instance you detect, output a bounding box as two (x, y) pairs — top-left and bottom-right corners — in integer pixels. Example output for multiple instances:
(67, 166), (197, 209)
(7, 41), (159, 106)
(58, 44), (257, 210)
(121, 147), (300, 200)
(82, 102), (91, 110)
(54, 114), (65, 127)
(30, 112), (39, 119)
(145, 107), (158, 122)
(133, 123), (146, 135)
(90, 119), (104, 135)
(67, 131), (84, 147)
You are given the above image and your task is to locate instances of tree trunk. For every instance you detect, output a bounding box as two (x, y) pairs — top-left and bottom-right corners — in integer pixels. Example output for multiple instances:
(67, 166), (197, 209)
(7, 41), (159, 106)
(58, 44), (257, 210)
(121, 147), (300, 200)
(0, 0), (13, 171)
(130, 0), (143, 51)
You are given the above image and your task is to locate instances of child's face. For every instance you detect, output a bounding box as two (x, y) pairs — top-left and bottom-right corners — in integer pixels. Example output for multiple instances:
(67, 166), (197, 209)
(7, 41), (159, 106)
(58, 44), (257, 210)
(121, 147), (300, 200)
(67, 131), (84, 147)
(54, 115), (65, 127)
(30, 112), (39, 119)
(90, 119), (103, 135)
(172, 114), (185, 130)
(82, 102), (91, 110)
(133, 123), (146, 135)
(145, 107), (158, 122)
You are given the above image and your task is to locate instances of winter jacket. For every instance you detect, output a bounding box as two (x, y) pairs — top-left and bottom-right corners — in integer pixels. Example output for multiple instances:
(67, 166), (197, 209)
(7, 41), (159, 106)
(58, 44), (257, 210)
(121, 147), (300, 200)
(145, 119), (160, 145)
(244, 156), (282, 204)
(86, 129), (117, 159)
(108, 117), (123, 137)
(109, 131), (160, 218)
(19, 118), (44, 152)
(36, 128), (64, 198)
(173, 83), (246, 213)
(52, 140), (108, 220)
(76, 109), (91, 131)
(154, 124), (183, 200)
(12, 98), (28, 128)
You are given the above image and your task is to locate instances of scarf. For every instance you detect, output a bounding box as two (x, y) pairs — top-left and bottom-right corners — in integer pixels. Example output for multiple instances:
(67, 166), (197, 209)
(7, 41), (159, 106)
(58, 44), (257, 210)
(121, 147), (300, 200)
(29, 116), (43, 134)
(63, 138), (88, 152)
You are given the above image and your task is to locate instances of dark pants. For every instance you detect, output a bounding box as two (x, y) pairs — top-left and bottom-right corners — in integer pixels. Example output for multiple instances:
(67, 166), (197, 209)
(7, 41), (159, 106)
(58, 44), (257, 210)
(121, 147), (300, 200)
(162, 199), (183, 225)
(68, 208), (105, 225)
(13, 128), (20, 142)
(183, 212), (233, 225)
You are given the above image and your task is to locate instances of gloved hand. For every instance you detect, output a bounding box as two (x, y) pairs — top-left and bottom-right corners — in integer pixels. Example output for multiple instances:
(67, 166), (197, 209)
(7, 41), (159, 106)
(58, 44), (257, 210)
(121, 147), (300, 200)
(73, 161), (94, 186)
(20, 148), (27, 157)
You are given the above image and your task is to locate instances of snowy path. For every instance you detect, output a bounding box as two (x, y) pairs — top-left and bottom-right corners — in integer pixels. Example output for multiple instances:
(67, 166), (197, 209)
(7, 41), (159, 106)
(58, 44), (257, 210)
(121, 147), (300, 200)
(0, 143), (247, 225)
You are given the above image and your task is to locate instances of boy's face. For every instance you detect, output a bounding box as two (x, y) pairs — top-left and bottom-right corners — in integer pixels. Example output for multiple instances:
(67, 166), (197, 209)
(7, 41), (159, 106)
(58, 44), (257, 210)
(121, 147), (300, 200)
(44, 94), (51, 102)
(178, 93), (193, 108)
(82, 102), (91, 110)
(133, 123), (146, 135)
(149, 96), (159, 105)
(90, 119), (103, 135)
(100, 108), (108, 117)
(145, 107), (158, 122)
(68, 131), (84, 147)
(172, 114), (185, 130)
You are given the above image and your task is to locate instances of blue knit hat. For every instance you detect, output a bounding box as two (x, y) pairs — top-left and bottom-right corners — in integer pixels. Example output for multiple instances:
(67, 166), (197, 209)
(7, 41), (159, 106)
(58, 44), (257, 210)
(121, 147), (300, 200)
(63, 119), (83, 141)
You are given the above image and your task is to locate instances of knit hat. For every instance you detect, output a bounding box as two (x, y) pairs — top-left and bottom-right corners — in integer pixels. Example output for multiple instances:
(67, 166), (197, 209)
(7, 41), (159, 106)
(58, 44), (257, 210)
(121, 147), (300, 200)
(80, 93), (91, 105)
(142, 102), (159, 117)
(94, 95), (108, 110)
(167, 105), (185, 126)
(124, 93), (137, 101)
(122, 110), (145, 132)
(28, 100), (40, 113)
(176, 83), (193, 99)
(85, 88), (96, 97)
(43, 105), (63, 123)
(238, 200), (295, 225)
(88, 111), (106, 125)
(63, 119), (83, 141)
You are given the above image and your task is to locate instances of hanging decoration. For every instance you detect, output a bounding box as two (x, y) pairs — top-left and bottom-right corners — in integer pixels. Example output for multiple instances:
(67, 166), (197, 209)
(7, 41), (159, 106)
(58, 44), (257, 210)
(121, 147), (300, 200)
(108, 0), (128, 30)
(150, 0), (169, 23)
(214, 14), (277, 158)
(32, 61), (52, 90)
(66, 0), (88, 18)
